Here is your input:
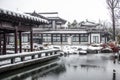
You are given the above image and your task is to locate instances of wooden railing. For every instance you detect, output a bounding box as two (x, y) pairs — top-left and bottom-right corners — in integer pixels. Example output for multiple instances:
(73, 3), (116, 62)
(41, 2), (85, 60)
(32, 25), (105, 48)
(0, 49), (60, 66)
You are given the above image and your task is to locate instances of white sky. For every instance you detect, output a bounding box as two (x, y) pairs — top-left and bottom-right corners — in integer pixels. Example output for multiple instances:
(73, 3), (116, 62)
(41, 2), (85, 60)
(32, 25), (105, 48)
(0, 0), (111, 23)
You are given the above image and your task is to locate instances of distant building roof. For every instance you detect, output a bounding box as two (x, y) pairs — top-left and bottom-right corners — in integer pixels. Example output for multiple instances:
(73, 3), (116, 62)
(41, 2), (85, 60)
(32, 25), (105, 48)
(80, 20), (99, 27)
(25, 11), (67, 25)
(38, 12), (58, 17)
(25, 11), (48, 20)
(47, 17), (67, 24)
(39, 12), (67, 24)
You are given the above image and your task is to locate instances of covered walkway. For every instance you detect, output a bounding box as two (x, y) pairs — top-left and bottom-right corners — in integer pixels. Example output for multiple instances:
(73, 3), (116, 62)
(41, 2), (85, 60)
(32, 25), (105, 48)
(0, 8), (48, 55)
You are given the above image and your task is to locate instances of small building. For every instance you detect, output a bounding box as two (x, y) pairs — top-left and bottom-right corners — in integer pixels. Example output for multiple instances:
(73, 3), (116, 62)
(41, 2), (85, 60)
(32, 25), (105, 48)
(7, 11), (108, 46)
(22, 12), (108, 45)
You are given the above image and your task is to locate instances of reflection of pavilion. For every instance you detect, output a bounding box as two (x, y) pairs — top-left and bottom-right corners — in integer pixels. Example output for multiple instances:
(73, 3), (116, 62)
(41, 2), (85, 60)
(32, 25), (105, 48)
(0, 59), (66, 80)
(0, 8), (48, 54)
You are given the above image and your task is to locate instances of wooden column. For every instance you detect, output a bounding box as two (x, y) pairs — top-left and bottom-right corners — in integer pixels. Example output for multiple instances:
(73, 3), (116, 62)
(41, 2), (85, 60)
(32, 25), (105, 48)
(89, 33), (91, 44)
(30, 27), (33, 52)
(100, 33), (102, 43)
(79, 34), (81, 44)
(51, 34), (53, 44)
(40, 34), (43, 44)
(3, 33), (6, 55)
(19, 31), (22, 53)
(15, 27), (18, 53)
(0, 34), (1, 54)
(28, 34), (30, 42)
(60, 34), (62, 45)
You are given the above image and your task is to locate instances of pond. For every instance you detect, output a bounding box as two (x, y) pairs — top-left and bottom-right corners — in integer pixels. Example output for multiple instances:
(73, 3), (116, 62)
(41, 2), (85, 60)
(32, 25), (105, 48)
(1, 53), (120, 80)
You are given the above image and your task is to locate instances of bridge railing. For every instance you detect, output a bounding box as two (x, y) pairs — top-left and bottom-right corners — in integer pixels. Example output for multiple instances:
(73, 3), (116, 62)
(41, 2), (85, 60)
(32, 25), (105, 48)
(0, 49), (60, 66)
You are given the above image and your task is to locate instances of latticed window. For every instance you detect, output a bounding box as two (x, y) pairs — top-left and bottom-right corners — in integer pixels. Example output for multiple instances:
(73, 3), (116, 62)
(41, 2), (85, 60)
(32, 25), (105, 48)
(72, 34), (79, 42)
(80, 34), (88, 42)
(53, 34), (60, 42)
(62, 34), (69, 42)
(43, 34), (51, 42)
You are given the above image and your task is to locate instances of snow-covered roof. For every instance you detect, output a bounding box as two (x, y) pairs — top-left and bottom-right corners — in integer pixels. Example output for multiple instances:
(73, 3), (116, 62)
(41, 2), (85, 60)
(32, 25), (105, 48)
(35, 30), (87, 34)
(81, 21), (98, 27)
(39, 12), (58, 18)
(39, 12), (66, 24)
(0, 8), (49, 24)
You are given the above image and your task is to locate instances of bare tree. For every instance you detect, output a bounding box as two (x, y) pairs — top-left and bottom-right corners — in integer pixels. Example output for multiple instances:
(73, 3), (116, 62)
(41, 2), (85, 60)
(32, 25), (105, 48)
(106, 0), (119, 41)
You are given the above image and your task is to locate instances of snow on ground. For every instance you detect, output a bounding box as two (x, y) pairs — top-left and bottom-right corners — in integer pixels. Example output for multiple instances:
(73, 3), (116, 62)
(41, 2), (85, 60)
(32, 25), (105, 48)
(48, 44), (88, 54)
(0, 44), (104, 66)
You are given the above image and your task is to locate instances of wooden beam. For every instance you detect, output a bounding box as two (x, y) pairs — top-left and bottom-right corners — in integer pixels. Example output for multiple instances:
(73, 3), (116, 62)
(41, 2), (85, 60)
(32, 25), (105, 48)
(17, 25), (31, 32)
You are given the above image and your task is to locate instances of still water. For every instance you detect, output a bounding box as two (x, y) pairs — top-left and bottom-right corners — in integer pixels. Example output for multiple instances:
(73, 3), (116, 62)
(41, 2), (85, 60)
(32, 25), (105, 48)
(1, 53), (120, 80)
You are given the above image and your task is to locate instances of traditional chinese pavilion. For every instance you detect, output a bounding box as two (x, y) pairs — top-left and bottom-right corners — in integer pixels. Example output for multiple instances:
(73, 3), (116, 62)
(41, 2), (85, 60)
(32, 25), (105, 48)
(0, 8), (48, 55)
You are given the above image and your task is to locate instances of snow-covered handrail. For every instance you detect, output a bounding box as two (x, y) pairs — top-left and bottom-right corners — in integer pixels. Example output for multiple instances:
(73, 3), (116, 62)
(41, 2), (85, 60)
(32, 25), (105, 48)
(0, 49), (60, 65)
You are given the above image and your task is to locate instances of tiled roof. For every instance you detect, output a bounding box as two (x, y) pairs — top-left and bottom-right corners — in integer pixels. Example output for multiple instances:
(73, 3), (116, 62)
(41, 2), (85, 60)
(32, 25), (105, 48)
(25, 11), (48, 20)
(0, 8), (49, 24)
(81, 21), (99, 27)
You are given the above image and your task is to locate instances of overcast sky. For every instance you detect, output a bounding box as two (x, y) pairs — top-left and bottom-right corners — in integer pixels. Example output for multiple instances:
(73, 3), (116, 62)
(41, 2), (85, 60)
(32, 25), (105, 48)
(0, 0), (111, 23)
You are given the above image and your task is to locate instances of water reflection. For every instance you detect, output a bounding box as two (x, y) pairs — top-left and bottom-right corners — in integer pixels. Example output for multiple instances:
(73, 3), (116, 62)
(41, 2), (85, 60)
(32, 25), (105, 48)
(0, 59), (66, 80)
(81, 64), (100, 68)
(111, 55), (120, 64)
(1, 54), (120, 80)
